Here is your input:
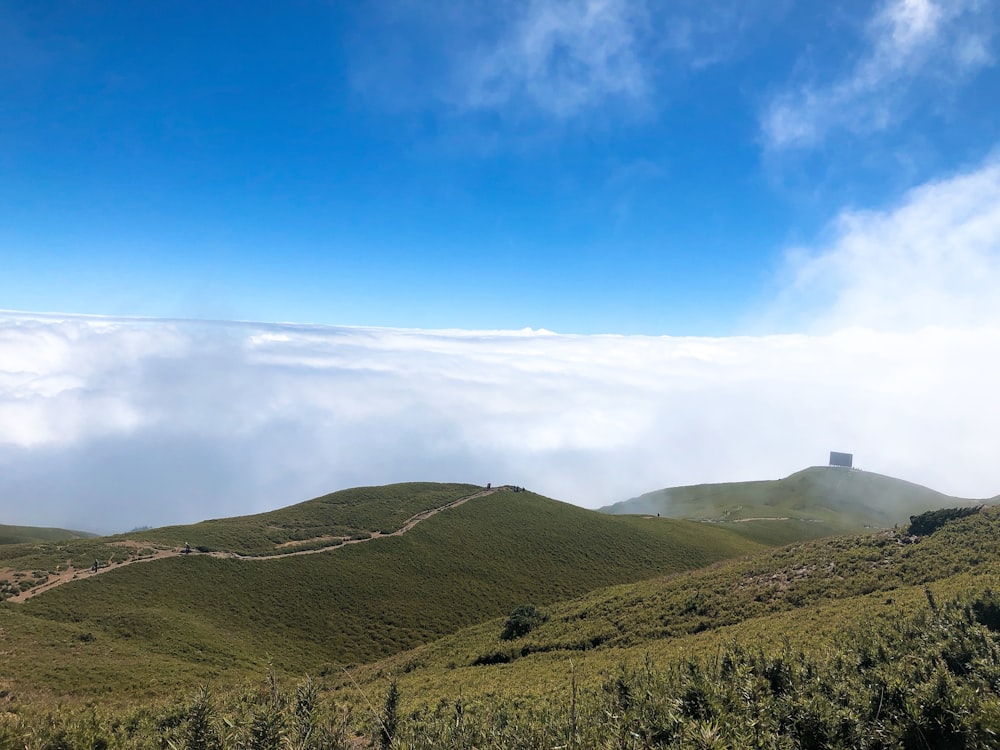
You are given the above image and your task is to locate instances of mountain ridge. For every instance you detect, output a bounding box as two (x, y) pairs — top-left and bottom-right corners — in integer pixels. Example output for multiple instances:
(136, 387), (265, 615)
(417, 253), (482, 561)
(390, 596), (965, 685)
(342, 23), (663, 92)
(599, 466), (991, 543)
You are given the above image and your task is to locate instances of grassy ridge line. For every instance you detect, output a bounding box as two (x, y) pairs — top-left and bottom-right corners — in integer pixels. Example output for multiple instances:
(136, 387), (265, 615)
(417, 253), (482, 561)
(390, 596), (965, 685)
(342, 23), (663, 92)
(0, 483), (485, 600)
(601, 466), (985, 540)
(9, 486), (498, 603)
(0, 524), (95, 545)
(2, 490), (763, 699)
(344, 507), (1000, 709)
(131, 481), (484, 555)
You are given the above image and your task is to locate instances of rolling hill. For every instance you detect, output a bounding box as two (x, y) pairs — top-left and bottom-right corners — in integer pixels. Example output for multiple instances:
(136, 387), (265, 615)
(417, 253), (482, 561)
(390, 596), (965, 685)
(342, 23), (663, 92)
(0, 483), (487, 602)
(325, 505), (1000, 744)
(134, 481), (486, 555)
(0, 483), (763, 700)
(4, 497), (1000, 747)
(0, 524), (95, 545)
(600, 466), (990, 544)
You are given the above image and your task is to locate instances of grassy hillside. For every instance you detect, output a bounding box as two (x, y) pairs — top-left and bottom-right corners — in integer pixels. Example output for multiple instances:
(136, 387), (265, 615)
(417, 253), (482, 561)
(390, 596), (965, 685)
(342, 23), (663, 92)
(0, 483), (484, 601)
(601, 466), (988, 543)
(0, 524), (95, 545)
(4, 506), (1000, 747)
(134, 482), (483, 555)
(332, 505), (1000, 719)
(7, 586), (999, 749)
(0, 487), (762, 701)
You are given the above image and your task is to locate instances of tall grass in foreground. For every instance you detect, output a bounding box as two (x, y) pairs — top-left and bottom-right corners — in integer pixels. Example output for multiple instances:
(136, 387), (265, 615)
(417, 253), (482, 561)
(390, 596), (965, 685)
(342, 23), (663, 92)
(5, 588), (1000, 748)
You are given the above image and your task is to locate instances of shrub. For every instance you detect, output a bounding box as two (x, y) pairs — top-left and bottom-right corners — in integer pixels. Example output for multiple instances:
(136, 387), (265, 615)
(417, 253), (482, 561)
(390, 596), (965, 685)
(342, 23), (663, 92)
(183, 686), (221, 750)
(908, 506), (982, 536)
(380, 679), (400, 749)
(501, 604), (546, 640)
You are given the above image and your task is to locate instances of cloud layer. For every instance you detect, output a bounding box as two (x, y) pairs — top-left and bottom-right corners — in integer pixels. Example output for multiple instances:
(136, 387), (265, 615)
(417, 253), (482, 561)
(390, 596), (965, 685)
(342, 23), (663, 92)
(2, 312), (998, 533)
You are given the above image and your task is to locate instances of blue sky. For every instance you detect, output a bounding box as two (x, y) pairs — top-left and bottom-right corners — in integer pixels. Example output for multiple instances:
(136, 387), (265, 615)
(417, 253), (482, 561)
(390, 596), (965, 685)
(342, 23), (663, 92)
(3, 1), (1000, 529)
(3, 0), (996, 334)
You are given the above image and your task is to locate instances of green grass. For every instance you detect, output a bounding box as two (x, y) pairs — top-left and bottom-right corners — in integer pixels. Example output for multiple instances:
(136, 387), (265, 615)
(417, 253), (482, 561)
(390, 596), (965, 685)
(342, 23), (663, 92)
(601, 466), (987, 542)
(5, 577), (1000, 747)
(339, 505), (1000, 709)
(0, 538), (158, 602)
(0, 524), (95, 545)
(3, 495), (1000, 746)
(0, 483), (484, 600)
(0, 488), (762, 701)
(130, 481), (484, 555)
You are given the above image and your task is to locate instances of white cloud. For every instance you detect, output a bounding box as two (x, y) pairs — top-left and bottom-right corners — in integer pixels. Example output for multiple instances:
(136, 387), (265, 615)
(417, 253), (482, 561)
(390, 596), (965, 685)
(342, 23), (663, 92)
(762, 0), (997, 148)
(2, 303), (999, 534)
(348, 0), (787, 126)
(460, 0), (647, 117)
(768, 155), (1000, 331)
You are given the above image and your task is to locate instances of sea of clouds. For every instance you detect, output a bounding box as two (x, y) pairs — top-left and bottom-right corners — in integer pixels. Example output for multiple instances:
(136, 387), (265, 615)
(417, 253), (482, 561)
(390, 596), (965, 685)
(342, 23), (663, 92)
(3, 156), (1000, 532)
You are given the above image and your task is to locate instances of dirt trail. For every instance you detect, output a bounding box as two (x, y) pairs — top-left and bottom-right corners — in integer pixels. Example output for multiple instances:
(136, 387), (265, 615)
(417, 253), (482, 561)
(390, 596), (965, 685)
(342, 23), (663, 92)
(8, 487), (501, 603)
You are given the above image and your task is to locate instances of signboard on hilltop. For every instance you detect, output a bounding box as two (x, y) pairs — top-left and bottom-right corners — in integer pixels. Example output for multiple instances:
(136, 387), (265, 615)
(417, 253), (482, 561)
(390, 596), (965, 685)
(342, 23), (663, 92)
(829, 451), (853, 468)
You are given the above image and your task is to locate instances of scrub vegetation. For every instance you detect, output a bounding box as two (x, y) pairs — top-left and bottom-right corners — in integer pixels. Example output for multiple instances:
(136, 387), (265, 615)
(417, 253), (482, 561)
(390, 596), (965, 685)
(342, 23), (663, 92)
(0, 487), (761, 697)
(3, 480), (1000, 747)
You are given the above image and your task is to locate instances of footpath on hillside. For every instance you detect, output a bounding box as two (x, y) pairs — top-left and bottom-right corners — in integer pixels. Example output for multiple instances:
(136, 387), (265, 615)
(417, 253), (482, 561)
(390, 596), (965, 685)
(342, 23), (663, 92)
(7, 486), (503, 603)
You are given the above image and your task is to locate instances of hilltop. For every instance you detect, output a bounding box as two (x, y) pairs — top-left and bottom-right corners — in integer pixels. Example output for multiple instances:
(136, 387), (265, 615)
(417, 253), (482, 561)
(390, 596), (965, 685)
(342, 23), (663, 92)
(600, 466), (990, 544)
(0, 483), (762, 700)
(0, 482), (485, 601)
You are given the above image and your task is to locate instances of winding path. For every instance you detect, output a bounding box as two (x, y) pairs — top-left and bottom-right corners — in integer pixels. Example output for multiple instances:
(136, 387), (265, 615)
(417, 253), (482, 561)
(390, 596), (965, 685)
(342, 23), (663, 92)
(8, 486), (502, 603)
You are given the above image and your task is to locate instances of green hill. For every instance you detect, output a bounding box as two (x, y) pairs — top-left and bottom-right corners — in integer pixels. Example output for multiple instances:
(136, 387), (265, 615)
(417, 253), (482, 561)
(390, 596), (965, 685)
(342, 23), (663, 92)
(0, 483), (485, 600)
(0, 484), (762, 700)
(0, 524), (95, 545)
(5, 503), (1000, 748)
(135, 481), (485, 555)
(600, 466), (989, 544)
(328, 506), (1000, 736)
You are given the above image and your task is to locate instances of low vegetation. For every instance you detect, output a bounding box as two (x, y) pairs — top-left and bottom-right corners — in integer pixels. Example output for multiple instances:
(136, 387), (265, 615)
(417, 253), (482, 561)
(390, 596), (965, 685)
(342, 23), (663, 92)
(4, 479), (1000, 746)
(602, 466), (988, 543)
(133, 482), (484, 555)
(0, 488), (761, 698)
(908, 505), (983, 536)
(4, 587), (1000, 748)
(0, 484), (487, 601)
(0, 524), (95, 545)
(323, 504), (1000, 724)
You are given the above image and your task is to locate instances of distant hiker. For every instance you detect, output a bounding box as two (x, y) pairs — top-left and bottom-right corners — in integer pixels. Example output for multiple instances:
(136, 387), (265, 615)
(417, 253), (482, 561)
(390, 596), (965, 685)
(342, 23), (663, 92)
(91, 560), (99, 573)
(184, 542), (191, 554)
(486, 482), (491, 489)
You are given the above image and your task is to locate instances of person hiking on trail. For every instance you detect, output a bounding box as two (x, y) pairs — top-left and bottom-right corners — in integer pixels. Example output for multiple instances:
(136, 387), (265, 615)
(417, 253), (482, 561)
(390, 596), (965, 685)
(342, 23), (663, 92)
(91, 559), (99, 573)
(184, 542), (191, 554)
(486, 482), (491, 489)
